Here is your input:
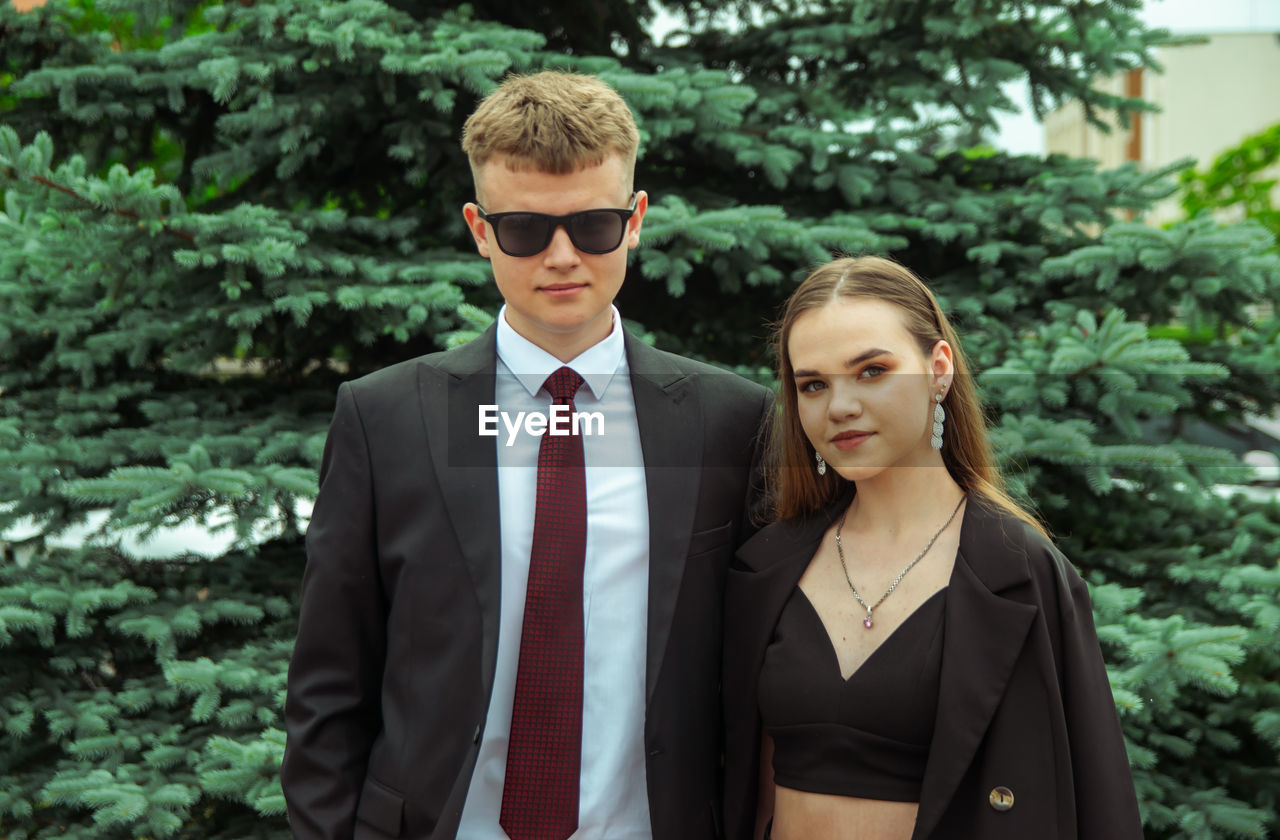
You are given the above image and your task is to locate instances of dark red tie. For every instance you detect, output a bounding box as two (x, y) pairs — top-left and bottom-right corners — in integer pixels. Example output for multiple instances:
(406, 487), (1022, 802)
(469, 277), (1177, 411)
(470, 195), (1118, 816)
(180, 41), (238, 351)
(500, 366), (587, 840)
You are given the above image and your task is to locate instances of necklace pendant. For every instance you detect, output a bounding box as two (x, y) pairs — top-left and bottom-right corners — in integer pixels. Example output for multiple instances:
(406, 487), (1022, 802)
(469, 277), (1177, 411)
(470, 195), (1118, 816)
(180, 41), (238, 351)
(862, 614), (874, 629)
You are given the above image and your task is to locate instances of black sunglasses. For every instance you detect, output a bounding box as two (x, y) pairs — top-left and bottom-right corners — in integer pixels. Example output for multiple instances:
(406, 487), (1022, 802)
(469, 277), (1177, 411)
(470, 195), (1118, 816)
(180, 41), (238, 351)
(477, 195), (638, 258)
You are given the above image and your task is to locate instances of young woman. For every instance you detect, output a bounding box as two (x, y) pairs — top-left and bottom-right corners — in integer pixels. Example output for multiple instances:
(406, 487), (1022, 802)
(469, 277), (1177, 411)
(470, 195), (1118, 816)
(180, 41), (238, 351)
(722, 257), (1142, 840)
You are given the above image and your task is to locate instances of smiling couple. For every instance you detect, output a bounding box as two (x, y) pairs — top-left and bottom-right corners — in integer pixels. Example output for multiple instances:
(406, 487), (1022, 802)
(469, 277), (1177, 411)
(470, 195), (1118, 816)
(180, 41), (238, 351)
(280, 72), (1142, 840)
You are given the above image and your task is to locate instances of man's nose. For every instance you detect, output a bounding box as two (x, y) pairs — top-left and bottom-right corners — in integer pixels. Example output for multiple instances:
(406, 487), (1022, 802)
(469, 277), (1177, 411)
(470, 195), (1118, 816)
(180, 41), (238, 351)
(543, 225), (582, 266)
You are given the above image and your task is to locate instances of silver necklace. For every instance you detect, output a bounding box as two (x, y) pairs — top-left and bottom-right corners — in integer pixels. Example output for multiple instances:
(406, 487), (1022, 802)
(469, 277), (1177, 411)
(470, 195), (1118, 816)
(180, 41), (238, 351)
(835, 495), (965, 630)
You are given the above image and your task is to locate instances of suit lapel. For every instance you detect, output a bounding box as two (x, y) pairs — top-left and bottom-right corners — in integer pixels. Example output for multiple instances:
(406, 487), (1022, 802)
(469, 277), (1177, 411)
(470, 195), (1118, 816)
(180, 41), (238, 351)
(912, 501), (1037, 840)
(423, 325), (503, 700)
(625, 335), (707, 702)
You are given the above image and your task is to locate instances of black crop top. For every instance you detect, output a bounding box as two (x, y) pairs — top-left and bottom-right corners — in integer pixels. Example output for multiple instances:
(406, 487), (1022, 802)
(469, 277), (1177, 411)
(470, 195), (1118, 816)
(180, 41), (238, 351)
(758, 587), (946, 802)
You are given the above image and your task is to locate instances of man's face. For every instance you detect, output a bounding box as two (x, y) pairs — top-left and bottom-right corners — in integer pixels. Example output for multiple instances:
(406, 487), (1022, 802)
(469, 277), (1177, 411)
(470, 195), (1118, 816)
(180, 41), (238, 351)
(463, 153), (647, 360)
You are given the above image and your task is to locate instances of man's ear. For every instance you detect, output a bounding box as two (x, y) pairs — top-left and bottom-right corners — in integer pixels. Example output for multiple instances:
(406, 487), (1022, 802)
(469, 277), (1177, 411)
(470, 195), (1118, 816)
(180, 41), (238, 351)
(462, 203), (491, 259)
(625, 190), (648, 250)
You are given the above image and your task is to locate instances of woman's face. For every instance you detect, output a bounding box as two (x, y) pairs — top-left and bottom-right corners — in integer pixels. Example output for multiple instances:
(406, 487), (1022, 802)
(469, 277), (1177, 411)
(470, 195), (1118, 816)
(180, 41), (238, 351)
(788, 297), (952, 483)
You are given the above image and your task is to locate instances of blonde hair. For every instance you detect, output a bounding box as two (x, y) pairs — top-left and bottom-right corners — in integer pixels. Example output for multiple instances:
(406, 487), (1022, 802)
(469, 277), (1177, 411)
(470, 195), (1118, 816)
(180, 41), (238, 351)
(766, 256), (1045, 535)
(461, 71), (640, 198)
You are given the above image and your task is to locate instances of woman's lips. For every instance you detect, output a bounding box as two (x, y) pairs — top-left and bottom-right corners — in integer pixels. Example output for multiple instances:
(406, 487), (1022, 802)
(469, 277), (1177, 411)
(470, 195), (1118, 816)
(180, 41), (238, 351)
(830, 430), (872, 451)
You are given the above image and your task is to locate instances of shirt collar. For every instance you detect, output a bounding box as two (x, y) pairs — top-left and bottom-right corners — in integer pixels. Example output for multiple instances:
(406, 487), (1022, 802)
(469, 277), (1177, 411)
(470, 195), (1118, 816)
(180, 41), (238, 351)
(494, 305), (626, 400)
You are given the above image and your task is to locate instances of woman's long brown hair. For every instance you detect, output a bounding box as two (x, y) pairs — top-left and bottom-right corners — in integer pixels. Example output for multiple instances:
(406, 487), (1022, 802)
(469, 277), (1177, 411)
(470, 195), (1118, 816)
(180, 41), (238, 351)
(765, 255), (1045, 536)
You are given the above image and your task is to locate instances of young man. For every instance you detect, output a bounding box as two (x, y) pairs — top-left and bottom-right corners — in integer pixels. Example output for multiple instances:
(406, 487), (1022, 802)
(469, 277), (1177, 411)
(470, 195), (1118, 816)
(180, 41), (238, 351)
(282, 72), (771, 840)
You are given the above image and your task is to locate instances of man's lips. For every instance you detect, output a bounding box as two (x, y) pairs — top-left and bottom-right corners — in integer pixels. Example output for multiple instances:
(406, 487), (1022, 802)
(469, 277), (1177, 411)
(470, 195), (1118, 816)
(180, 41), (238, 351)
(540, 282), (587, 297)
(830, 430), (872, 451)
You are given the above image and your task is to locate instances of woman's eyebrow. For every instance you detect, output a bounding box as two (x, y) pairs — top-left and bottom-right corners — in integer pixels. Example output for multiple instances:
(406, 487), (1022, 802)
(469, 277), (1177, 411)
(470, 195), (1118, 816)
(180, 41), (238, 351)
(794, 348), (892, 378)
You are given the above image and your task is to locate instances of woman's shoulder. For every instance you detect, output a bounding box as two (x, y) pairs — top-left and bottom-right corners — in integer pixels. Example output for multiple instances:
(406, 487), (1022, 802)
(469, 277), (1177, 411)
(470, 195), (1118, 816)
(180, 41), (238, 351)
(735, 511), (829, 573)
(963, 497), (1084, 593)
(740, 488), (849, 564)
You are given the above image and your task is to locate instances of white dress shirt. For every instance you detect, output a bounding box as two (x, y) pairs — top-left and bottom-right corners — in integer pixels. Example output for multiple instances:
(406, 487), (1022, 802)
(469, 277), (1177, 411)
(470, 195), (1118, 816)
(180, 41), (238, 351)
(456, 305), (652, 839)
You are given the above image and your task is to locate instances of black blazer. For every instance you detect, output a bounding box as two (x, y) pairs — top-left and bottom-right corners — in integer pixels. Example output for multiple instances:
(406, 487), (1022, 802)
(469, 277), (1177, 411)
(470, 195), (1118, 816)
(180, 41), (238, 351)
(723, 496), (1143, 840)
(283, 325), (771, 840)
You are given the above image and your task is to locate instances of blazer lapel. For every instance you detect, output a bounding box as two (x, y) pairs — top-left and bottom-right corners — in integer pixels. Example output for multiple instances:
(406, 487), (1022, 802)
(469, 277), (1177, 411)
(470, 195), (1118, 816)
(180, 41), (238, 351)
(731, 510), (835, 692)
(424, 325), (503, 700)
(912, 501), (1038, 840)
(625, 334), (708, 702)
(722, 496), (846, 840)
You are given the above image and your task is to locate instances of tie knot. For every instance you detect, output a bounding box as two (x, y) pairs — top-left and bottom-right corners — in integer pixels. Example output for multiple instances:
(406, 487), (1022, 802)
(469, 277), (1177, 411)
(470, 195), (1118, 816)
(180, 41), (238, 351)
(543, 366), (584, 405)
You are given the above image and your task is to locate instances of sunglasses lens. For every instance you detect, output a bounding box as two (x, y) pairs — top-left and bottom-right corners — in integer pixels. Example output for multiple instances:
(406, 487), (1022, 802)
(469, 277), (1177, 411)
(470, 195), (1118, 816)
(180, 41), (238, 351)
(569, 211), (626, 253)
(495, 214), (551, 257)
(488, 207), (630, 256)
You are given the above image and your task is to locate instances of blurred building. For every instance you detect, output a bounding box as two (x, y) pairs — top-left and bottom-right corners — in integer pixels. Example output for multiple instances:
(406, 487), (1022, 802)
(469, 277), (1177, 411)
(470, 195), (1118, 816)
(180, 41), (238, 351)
(1044, 18), (1280, 224)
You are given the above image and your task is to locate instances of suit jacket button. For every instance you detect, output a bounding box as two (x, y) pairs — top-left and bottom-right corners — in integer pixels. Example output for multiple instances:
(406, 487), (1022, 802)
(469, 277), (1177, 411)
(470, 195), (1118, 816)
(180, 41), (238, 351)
(988, 786), (1014, 811)
(473, 725), (482, 744)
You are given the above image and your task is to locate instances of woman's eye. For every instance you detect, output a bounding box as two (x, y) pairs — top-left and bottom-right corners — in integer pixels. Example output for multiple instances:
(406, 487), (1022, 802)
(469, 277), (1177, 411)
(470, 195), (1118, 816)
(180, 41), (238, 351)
(859, 365), (887, 379)
(798, 380), (826, 393)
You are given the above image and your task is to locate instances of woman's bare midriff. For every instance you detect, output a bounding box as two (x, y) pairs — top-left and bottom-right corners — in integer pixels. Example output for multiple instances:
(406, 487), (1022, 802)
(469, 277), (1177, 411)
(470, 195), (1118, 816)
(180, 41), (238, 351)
(771, 785), (917, 840)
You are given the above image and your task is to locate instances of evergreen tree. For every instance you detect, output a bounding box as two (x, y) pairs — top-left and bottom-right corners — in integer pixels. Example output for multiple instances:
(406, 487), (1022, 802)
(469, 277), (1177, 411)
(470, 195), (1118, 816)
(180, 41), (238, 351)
(1, 1), (1278, 837)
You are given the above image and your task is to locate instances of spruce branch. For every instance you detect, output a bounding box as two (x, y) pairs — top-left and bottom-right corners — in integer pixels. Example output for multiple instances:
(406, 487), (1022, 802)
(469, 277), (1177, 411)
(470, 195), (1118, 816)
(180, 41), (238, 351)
(23, 175), (195, 243)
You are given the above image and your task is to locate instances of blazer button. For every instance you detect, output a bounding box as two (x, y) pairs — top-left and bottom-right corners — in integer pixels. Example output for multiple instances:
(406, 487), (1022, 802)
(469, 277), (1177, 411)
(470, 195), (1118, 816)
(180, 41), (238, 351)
(473, 725), (482, 744)
(988, 786), (1014, 811)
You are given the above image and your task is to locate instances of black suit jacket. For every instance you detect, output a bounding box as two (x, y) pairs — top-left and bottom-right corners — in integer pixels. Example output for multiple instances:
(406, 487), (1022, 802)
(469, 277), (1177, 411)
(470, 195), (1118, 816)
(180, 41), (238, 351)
(283, 325), (772, 840)
(723, 495), (1143, 840)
